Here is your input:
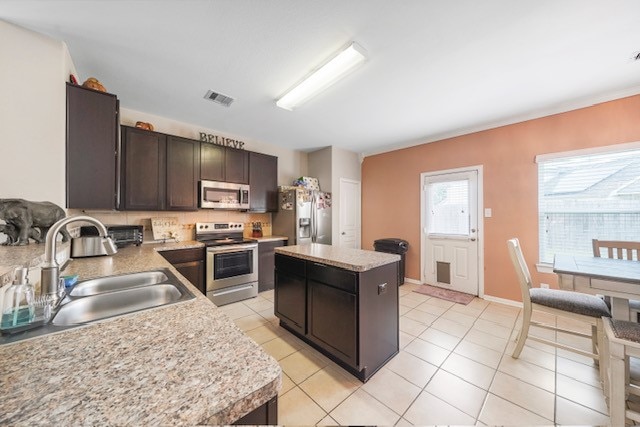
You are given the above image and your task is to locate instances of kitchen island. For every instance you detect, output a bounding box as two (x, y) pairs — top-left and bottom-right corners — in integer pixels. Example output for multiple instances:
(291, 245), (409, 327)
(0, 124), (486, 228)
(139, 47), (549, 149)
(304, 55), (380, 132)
(0, 242), (281, 425)
(274, 243), (400, 382)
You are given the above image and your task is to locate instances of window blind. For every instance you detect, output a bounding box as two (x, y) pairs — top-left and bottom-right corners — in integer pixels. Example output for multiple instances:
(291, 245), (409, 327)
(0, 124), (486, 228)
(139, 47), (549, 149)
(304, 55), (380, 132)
(538, 147), (640, 263)
(428, 179), (470, 235)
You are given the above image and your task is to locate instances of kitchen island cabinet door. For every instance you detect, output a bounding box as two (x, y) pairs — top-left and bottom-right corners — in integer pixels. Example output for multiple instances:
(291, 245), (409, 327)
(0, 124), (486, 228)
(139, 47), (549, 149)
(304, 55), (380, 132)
(307, 279), (358, 368)
(274, 254), (306, 335)
(121, 126), (166, 210)
(66, 83), (119, 209)
(167, 136), (200, 210)
(249, 152), (278, 212)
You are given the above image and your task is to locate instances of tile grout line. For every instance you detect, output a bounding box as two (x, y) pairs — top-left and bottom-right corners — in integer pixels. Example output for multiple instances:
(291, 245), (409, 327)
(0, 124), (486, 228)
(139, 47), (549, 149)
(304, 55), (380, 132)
(237, 290), (609, 426)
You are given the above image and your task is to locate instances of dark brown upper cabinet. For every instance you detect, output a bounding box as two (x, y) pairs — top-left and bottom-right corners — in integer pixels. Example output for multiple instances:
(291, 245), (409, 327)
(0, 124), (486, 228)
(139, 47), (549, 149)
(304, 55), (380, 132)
(201, 143), (249, 184)
(120, 126), (166, 210)
(249, 152), (278, 212)
(66, 83), (119, 209)
(120, 127), (200, 211)
(200, 143), (225, 181)
(225, 147), (249, 184)
(166, 136), (200, 210)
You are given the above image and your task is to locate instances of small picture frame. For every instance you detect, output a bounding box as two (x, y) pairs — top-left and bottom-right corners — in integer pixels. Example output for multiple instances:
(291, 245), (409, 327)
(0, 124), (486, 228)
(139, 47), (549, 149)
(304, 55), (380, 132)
(151, 217), (179, 241)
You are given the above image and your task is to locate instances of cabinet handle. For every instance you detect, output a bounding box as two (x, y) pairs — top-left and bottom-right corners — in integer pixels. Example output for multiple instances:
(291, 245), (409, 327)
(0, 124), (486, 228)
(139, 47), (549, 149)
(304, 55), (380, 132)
(378, 283), (388, 295)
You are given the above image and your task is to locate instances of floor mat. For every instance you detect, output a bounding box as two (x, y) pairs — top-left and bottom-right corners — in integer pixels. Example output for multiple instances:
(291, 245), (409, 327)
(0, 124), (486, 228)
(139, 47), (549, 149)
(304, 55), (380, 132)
(413, 284), (475, 305)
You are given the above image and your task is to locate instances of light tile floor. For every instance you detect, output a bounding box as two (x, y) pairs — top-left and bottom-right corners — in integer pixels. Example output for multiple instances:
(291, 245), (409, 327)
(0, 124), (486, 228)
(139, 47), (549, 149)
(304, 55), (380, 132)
(221, 283), (611, 426)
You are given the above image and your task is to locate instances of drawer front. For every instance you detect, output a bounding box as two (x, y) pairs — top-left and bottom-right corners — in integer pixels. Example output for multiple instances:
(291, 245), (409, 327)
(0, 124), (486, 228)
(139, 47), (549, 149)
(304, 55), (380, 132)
(275, 254), (306, 277)
(160, 247), (204, 264)
(307, 262), (357, 294)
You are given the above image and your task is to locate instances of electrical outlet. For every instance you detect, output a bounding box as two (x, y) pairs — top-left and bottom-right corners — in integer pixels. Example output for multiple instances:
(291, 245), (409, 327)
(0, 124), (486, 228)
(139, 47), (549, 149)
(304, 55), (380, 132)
(540, 283), (549, 289)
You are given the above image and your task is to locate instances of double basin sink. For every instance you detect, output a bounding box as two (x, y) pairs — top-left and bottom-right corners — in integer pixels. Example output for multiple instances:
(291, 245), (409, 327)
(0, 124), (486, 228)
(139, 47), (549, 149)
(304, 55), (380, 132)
(1, 269), (195, 344)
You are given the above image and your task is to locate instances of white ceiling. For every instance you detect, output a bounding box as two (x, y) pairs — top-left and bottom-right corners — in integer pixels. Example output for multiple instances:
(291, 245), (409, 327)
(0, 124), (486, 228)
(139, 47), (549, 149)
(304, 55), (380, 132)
(3, 0), (640, 155)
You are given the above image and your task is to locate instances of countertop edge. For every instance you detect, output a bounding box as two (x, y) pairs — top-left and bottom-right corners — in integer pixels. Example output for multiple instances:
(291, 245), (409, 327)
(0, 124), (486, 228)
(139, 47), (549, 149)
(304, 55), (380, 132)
(275, 244), (400, 272)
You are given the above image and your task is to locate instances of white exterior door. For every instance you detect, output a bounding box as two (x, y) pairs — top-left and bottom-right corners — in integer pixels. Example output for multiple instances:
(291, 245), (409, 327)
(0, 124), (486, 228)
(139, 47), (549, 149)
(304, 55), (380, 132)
(339, 178), (361, 249)
(422, 170), (479, 295)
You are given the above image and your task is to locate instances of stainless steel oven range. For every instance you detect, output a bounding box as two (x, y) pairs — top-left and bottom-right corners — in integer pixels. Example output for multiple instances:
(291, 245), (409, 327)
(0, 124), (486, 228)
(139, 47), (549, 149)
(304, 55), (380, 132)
(195, 222), (258, 306)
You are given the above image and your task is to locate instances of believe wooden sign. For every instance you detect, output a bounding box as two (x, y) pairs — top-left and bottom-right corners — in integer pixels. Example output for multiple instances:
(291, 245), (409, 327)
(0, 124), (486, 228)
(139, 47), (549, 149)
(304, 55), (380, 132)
(199, 132), (245, 150)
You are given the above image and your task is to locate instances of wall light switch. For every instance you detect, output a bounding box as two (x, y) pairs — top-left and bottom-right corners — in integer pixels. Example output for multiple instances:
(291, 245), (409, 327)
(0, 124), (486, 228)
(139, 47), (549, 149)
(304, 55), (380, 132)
(484, 208), (492, 218)
(540, 283), (549, 289)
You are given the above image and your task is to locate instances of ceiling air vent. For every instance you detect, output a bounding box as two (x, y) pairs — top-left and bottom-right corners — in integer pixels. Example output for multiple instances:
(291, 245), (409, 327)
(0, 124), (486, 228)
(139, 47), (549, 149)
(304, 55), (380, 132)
(204, 90), (235, 107)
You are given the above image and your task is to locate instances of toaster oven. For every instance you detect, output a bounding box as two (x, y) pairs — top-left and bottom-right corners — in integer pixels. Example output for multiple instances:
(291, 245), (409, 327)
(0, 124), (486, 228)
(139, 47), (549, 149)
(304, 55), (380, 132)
(80, 224), (143, 248)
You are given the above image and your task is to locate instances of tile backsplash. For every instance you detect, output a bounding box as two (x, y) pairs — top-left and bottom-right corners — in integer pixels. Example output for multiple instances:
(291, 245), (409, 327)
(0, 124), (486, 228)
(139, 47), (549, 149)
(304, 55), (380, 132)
(68, 209), (272, 242)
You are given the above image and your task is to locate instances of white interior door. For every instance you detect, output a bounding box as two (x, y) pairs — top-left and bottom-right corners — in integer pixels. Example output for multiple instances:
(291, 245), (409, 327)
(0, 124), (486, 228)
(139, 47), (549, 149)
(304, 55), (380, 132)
(339, 178), (361, 248)
(422, 170), (479, 295)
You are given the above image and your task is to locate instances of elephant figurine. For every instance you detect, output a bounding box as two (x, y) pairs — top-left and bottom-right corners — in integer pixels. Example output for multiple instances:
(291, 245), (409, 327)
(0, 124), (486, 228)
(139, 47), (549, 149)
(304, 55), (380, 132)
(0, 199), (70, 246)
(0, 223), (42, 245)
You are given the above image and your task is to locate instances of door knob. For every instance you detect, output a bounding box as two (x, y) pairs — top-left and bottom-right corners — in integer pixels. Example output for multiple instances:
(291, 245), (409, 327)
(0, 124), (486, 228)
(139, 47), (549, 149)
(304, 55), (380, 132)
(341, 232), (346, 235)
(470, 238), (477, 241)
(471, 228), (477, 233)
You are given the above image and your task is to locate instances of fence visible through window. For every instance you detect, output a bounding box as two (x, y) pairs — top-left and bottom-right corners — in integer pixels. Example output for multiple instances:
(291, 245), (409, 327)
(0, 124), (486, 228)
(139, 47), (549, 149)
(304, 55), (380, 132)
(427, 179), (470, 236)
(538, 148), (640, 263)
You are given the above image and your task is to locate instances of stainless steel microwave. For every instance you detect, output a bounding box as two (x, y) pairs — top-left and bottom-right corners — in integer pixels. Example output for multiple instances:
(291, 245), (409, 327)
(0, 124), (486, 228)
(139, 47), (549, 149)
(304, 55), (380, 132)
(200, 180), (250, 210)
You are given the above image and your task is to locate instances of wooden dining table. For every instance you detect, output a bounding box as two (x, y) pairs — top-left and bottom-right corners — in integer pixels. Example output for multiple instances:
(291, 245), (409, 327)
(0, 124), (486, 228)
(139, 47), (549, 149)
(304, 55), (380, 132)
(554, 254), (640, 321)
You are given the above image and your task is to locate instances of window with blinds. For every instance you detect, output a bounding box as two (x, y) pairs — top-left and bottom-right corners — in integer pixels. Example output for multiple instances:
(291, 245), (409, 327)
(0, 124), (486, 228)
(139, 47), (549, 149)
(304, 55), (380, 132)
(427, 179), (470, 235)
(538, 147), (640, 263)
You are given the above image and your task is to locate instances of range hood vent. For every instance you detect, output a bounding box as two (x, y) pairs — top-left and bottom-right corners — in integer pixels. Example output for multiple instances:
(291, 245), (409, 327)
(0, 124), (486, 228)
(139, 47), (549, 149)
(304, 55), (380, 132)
(204, 90), (234, 107)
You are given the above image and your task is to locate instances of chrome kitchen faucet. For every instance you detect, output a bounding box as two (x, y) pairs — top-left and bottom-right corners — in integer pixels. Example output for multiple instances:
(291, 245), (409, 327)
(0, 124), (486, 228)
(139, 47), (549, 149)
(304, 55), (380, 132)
(40, 215), (118, 304)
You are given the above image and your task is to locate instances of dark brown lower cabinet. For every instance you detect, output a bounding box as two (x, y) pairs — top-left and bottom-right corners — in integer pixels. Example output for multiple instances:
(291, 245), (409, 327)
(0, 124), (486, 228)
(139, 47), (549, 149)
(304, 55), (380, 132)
(159, 247), (205, 294)
(274, 255), (306, 336)
(307, 278), (357, 367)
(233, 396), (277, 425)
(274, 254), (399, 382)
(258, 239), (286, 292)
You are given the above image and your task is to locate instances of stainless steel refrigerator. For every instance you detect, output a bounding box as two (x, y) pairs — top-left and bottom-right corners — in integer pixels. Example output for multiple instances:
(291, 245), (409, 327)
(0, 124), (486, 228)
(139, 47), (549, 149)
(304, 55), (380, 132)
(273, 188), (332, 245)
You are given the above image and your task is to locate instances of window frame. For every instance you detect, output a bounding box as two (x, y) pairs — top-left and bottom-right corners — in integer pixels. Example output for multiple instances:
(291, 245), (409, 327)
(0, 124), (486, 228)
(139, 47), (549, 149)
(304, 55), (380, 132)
(535, 141), (640, 271)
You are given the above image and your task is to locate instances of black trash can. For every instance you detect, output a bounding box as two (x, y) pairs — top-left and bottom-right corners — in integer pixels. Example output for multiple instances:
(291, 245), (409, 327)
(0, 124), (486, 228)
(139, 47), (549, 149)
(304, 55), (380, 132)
(373, 238), (409, 285)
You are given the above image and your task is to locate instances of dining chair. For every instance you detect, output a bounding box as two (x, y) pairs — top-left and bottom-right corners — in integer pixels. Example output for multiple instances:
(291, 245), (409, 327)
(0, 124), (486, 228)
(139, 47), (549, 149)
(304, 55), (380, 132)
(593, 239), (640, 322)
(592, 239), (640, 261)
(507, 238), (611, 361)
(602, 317), (640, 426)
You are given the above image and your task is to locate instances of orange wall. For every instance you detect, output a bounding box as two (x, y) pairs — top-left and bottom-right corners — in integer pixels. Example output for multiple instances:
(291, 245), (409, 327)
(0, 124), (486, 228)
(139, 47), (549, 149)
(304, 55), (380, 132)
(362, 94), (640, 302)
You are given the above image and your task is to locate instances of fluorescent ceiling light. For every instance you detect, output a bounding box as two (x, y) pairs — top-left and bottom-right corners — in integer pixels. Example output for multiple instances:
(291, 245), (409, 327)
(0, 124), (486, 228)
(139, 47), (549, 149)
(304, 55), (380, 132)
(276, 42), (367, 110)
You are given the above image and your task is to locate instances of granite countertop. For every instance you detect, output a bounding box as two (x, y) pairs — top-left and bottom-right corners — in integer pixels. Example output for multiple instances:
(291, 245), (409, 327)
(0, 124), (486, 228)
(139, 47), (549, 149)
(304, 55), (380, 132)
(0, 241), (281, 425)
(276, 243), (400, 272)
(0, 241), (72, 285)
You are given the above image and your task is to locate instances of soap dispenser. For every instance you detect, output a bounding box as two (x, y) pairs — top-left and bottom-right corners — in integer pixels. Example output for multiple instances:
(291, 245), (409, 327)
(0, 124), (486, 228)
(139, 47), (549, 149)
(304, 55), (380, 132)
(0, 267), (35, 332)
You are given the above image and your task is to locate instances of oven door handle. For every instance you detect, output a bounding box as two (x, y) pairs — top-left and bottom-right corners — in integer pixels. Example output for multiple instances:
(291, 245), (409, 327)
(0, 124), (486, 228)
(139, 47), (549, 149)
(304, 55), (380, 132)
(207, 244), (257, 253)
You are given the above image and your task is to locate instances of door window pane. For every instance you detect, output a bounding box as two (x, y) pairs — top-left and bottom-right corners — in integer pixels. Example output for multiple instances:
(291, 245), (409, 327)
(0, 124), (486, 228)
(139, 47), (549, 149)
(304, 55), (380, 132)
(428, 179), (469, 235)
(538, 148), (640, 263)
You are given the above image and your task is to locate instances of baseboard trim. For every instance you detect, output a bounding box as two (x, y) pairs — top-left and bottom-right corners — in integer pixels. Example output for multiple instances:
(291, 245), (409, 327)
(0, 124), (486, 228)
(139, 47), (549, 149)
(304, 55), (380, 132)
(403, 277), (421, 285)
(482, 294), (522, 308)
